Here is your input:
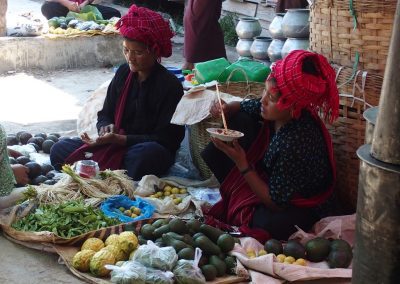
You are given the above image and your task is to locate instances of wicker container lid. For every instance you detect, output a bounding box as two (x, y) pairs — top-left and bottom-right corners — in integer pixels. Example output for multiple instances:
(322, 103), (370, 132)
(309, 0), (396, 74)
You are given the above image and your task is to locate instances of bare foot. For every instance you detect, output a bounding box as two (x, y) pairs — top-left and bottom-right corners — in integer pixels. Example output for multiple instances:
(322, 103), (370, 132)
(182, 62), (194, 71)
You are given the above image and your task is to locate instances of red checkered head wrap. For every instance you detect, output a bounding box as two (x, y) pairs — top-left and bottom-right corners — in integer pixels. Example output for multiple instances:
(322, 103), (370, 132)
(268, 50), (339, 122)
(115, 5), (174, 58)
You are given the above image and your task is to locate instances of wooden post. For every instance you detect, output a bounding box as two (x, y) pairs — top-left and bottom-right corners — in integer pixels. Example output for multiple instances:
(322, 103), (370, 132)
(0, 0), (7, 36)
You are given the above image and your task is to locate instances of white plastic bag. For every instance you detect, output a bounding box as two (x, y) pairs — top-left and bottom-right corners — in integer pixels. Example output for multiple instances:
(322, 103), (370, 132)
(173, 247), (206, 284)
(105, 260), (147, 284)
(133, 241), (178, 271)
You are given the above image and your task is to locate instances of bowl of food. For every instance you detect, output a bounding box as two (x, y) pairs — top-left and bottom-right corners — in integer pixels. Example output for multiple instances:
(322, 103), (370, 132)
(206, 128), (244, 142)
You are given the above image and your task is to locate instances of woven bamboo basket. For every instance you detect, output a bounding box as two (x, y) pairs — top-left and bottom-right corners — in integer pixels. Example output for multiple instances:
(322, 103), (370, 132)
(189, 81), (265, 179)
(309, 0), (396, 74)
(328, 64), (383, 212)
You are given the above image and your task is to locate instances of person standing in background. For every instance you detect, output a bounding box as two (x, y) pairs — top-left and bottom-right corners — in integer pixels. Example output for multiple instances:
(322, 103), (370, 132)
(275, 0), (308, 13)
(182, 0), (227, 71)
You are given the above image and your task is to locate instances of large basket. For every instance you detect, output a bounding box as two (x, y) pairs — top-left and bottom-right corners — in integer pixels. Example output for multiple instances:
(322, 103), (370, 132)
(309, 0), (396, 74)
(328, 64), (383, 212)
(189, 81), (265, 179)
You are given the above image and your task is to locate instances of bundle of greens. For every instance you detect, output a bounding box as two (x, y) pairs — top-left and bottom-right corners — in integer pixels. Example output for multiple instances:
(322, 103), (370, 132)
(12, 200), (119, 238)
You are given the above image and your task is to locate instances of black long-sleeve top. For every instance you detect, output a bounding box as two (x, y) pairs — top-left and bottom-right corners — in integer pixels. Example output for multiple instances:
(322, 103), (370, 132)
(97, 63), (185, 154)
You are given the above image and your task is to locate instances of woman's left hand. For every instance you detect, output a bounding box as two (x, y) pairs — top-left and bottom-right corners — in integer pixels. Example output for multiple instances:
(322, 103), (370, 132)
(81, 132), (118, 147)
(211, 138), (248, 168)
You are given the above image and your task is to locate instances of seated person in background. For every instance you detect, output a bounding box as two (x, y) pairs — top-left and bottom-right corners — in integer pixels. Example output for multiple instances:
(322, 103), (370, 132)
(41, 0), (121, 20)
(0, 125), (30, 209)
(50, 5), (185, 181)
(201, 50), (339, 242)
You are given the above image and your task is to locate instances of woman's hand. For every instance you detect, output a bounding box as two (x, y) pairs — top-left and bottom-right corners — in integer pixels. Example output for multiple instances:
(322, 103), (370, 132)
(210, 99), (228, 118)
(99, 124), (115, 136)
(211, 138), (249, 170)
(66, 1), (80, 12)
(11, 164), (29, 185)
(81, 132), (126, 147)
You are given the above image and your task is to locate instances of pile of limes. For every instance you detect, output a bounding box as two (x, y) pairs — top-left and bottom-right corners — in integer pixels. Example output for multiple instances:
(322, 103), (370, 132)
(119, 206), (142, 219)
(149, 185), (187, 205)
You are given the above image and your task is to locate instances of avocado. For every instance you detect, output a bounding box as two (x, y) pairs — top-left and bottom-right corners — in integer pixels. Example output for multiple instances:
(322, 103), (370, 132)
(177, 247), (195, 260)
(19, 132), (33, 145)
(49, 133), (61, 138)
(217, 234), (235, 253)
(209, 255), (227, 277)
(199, 224), (225, 243)
(9, 157), (17, 165)
(330, 239), (352, 254)
(42, 140), (55, 154)
(28, 143), (40, 152)
(305, 237), (331, 262)
(46, 170), (58, 179)
(327, 249), (352, 268)
(186, 219), (202, 234)
(16, 131), (26, 142)
(34, 133), (47, 140)
(140, 224), (156, 240)
(225, 256), (237, 275)
(169, 218), (189, 234)
(165, 232), (194, 246)
(32, 175), (47, 185)
(25, 162), (42, 179)
(265, 239), (283, 255)
(201, 264), (217, 281)
(16, 156), (30, 165)
(153, 224), (171, 238)
(46, 135), (59, 143)
(27, 137), (44, 149)
(41, 164), (55, 175)
(43, 179), (57, 185)
(283, 239), (306, 259)
(152, 218), (168, 228)
(192, 232), (205, 240)
(195, 235), (221, 256)
(162, 233), (192, 252)
(138, 235), (148, 245)
(6, 135), (18, 146)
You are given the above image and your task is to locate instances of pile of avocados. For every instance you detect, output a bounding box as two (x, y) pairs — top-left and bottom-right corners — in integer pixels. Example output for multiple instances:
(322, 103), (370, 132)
(139, 219), (238, 281)
(264, 237), (353, 268)
(7, 131), (63, 186)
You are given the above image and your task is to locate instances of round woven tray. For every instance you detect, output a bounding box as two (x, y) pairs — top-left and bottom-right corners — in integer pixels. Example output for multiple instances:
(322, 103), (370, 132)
(189, 81), (265, 180)
(309, 0), (396, 74)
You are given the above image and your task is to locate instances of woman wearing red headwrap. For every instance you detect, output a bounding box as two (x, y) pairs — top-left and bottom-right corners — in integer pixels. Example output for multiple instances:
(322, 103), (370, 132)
(50, 5), (185, 181)
(201, 50), (339, 242)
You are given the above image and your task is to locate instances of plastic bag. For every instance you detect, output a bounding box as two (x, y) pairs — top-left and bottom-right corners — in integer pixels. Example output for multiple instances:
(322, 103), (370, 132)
(133, 241), (178, 271)
(67, 5), (103, 21)
(145, 267), (174, 284)
(100, 195), (155, 223)
(173, 248), (206, 284)
(105, 261), (147, 284)
(218, 58), (270, 83)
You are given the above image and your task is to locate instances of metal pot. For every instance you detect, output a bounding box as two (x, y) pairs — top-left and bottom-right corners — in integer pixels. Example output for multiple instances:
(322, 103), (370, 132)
(236, 38), (253, 57)
(267, 39), (285, 62)
(236, 17), (262, 39)
(281, 38), (309, 58)
(250, 36), (272, 60)
(268, 13), (285, 39)
(282, 9), (310, 38)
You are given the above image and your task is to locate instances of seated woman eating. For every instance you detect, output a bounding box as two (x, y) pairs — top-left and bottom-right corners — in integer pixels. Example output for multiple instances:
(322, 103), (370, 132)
(50, 5), (185, 181)
(201, 50), (339, 242)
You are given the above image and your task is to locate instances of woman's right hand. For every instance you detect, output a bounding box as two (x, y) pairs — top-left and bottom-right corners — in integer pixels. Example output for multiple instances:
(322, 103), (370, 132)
(210, 99), (229, 118)
(66, 1), (80, 12)
(99, 124), (115, 136)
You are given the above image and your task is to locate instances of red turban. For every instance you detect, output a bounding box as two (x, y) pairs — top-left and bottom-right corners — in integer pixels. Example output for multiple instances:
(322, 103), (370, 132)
(269, 50), (339, 122)
(115, 5), (174, 58)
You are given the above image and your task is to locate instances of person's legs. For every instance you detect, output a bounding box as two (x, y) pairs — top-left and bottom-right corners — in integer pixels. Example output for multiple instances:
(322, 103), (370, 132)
(93, 4), (121, 20)
(251, 205), (320, 240)
(41, 1), (69, 19)
(50, 138), (84, 171)
(201, 112), (261, 183)
(124, 142), (175, 181)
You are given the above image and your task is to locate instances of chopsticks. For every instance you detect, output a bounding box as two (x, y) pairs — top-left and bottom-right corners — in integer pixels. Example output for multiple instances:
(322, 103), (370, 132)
(215, 83), (228, 132)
